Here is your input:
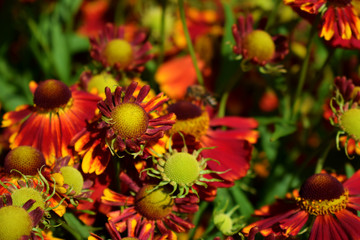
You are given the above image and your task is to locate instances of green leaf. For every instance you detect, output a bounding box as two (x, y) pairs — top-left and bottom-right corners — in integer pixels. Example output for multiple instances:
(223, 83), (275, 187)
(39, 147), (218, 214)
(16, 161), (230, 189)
(67, 33), (90, 54)
(345, 163), (355, 178)
(271, 122), (297, 141)
(51, 21), (71, 84)
(229, 183), (254, 218)
(63, 212), (91, 239)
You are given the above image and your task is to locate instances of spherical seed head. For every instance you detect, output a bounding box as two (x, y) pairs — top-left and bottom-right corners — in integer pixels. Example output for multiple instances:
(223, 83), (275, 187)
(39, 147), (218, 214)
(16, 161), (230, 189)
(340, 108), (360, 141)
(164, 152), (200, 185)
(4, 146), (45, 175)
(0, 206), (32, 240)
(60, 166), (84, 195)
(103, 39), (133, 67)
(299, 173), (345, 201)
(243, 30), (275, 63)
(135, 185), (174, 220)
(167, 101), (202, 120)
(33, 79), (72, 109)
(11, 187), (45, 212)
(87, 72), (118, 94)
(110, 102), (149, 139)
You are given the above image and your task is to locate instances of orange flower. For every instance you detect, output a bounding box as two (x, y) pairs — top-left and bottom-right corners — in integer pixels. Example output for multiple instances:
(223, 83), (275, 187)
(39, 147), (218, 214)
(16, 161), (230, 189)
(1, 80), (101, 166)
(155, 55), (204, 99)
(284, 0), (360, 41)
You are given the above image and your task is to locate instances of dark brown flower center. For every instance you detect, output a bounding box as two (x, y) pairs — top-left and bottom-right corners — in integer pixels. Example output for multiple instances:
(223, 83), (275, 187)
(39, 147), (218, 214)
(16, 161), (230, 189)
(135, 185), (174, 220)
(297, 173), (348, 216)
(327, 0), (352, 7)
(4, 146), (45, 175)
(168, 101), (202, 120)
(299, 173), (344, 201)
(33, 79), (72, 110)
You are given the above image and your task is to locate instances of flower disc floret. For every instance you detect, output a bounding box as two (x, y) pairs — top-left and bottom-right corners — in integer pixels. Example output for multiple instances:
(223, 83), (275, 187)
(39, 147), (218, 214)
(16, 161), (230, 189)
(135, 185), (174, 220)
(33, 79), (72, 110)
(0, 206), (32, 240)
(110, 103), (149, 139)
(164, 152), (200, 185)
(11, 187), (46, 212)
(297, 174), (348, 215)
(60, 166), (84, 195)
(103, 39), (133, 67)
(339, 108), (360, 141)
(243, 30), (275, 63)
(4, 146), (45, 175)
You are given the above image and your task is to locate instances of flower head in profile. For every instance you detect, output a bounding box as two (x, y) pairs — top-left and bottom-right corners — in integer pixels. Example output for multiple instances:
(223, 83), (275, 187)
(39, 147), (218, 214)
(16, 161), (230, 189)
(328, 76), (360, 157)
(284, 0), (360, 42)
(166, 100), (258, 187)
(243, 171), (360, 239)
(232, 15), (288, 66)
(0, 193), (44, 240)
(43, 156), (93, 207)
(101, 172), (198, 239)
(1, 79), (101, 166)
(90, 23), (153, 72)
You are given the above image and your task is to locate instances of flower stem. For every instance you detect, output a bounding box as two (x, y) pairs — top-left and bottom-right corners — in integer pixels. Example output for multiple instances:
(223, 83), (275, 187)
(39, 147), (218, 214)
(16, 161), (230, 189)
(188, 201), (209, 239)
(178, 0), (204, 86)
(265, 0), (282, 31)
(291, 20), (318, 120)
(158, 0), (167, 65)
(314, 143), (332, 174)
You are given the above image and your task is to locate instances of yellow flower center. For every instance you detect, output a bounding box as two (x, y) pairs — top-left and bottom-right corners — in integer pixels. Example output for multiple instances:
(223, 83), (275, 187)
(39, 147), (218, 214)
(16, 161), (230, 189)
(33, 79), (72, 110)
(4, 146), (45, 175)
(296, 173), (348, 216)
(87, 72), (118, 94)
(164, 152), (200, 185)
(110, 102), (149, 139)
(340, 108), (360, 141)
(243, 30), (275, 63)
(0, 206), (32, 240)
(11, 187), (46, 212)
(135, 185), (174, 220)
(103, 39), (133, 67)
(168, 101), (209, 139)
(60, 166), (84, 195)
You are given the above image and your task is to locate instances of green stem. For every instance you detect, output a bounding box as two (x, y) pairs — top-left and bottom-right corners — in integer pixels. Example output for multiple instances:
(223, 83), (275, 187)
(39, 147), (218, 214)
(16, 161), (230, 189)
(188, 201), (209, 239)
(314, 143), (332, 174)
(217, 92), (229, 118)
(178, 0), (204, 86)
(158, 0), (167, 65)
(217, 67), (243, 118)
(265, 0), (282, 31)
(291, 21), (318, 120)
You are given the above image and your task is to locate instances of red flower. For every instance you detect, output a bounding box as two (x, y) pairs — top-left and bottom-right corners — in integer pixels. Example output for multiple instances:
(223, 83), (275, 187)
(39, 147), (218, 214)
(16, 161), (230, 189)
(101, 172), (198, 239)
(284, 0), (360, 42)
(243, 172), (360, 239)
(167, 100), (258, 187)
(232, 15), (288, 65)
(90, 23), (153, 72)
(72, 81), (175, 175)
(1, 80), (101, 166)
